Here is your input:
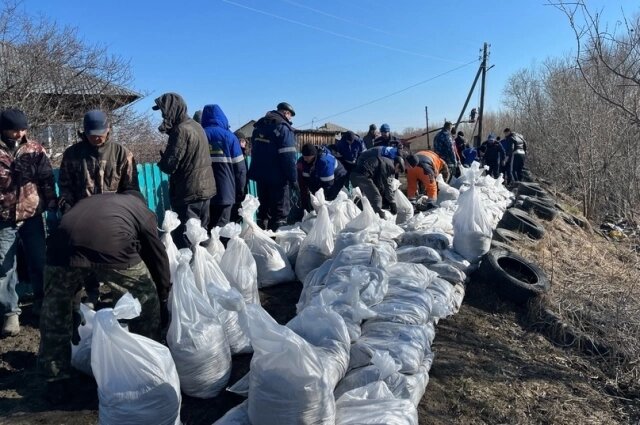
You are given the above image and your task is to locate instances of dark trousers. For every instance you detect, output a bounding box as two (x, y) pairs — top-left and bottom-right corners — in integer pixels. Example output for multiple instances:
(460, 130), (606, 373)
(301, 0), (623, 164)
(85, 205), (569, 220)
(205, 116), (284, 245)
(17, 215), (46, 302)
(208, 203), (233, 230)
(350, 172), (382, 214)
(256, 182), (290, 231)
(172, 199), (210, 249)
(487, 163), (501, 179)
(510, 153), (526, 183)
(327, 175), (349, 201)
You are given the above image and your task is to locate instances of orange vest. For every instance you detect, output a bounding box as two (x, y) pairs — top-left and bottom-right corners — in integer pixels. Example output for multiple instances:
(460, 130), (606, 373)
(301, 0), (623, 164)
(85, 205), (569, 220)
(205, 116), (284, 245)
(406, 151), (447, 199)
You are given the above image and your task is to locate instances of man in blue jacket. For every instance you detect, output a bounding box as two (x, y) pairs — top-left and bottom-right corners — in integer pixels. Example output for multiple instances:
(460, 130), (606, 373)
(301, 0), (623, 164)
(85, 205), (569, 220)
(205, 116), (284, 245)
(201, 104), (247, 229)
(334, 131), (365, 186)
(434, 121), (458, 177)
(248, 102), (297, 231)
(297, 144), (348, 211)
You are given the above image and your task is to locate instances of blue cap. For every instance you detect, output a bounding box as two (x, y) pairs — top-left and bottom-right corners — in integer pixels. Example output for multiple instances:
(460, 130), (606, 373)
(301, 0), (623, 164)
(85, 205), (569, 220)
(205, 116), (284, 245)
(487, 132), (497, 142)
(380, 123), (391, 132)
(83, 110), (109, 136)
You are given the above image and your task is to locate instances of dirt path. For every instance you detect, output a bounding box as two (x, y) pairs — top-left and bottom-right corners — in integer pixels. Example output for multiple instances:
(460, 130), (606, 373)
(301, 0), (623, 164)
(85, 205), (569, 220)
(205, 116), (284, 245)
(2, 277), (637, 424)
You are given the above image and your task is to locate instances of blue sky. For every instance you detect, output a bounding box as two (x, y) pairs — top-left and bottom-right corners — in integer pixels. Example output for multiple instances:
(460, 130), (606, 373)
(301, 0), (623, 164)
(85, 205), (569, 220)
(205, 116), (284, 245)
(22, 0), (632, 132)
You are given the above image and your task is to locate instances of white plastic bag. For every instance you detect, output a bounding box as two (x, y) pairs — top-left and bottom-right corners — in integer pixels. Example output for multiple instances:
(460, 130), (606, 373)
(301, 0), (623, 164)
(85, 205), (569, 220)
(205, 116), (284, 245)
(91, 293), (181, 425)
(343, 195), (379, 233)
(335, 381), (418, 425)
(206, 226), (226, 263)
(187, 220), (252, 354)
(390, 179), (413, 225)
(161, 210), (180, 282)
(220, 223), (260, 305)
(213, 401), (250, 425)
(452, 184), (493, 262)
(274, 226), (306, 267)
(245, 304), (336, 425)
(295, 205), (335, 281)
(240, 195), (295, 286)
(395, 230), (451, 250)
(436, 174), (459, 204)
(396, 245), (442, 264)
(168, 249), (231, 398)
(71, 304), (95, 376)
(370, 285), (434, 325)
(288, 300), (351, 388)
(334, 350), (412, 401)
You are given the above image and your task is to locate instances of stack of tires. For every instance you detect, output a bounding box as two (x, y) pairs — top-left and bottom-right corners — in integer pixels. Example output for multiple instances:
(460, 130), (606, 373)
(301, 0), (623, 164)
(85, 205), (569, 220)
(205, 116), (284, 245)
(482, 181), (557, 304)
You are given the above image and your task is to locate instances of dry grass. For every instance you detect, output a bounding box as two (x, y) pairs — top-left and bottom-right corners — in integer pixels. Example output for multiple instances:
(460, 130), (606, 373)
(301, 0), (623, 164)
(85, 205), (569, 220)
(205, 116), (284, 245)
(512, 212), (640, 398)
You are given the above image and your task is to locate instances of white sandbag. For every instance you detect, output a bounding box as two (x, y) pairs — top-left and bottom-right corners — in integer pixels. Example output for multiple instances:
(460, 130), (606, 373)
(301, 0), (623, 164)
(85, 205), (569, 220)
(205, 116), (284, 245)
(92, 293), (181, 425)
(331, 243), (397, 272)
(71, 304), (95, 376)
(343, 195), (379, 233)
(327, 191), (361, 234)
(395, 230), (451, 250)
(288, 299), (351, 388)
(212, 401), (250, 425)
(426, 262), (467, 284)
(386, 262), (438, 289)
(452, 181), (493, 263)
(240, 195), (296, 286)
(335, 381), (418, 425)
(427, 277), (456, 320)
(396, 245), (442, 264)
(161, 210), (180, 282)
(405, 352), (435, 406)
(441, 248), (472, 273)
(334, 350), (412, 401)
(206, 226), (226, 263)
(297, 259), (334, 313)
(350, 321), (435, 374)
(168, 249), (231, 398)
(392, 179), (414, 225)
(370, 285), (434, 325)
(436, 174), (459, 204)
(187, 220), (252, 354)
(300, 209), (317, 234)
(296, 205), (335, 281)
(245, 304), (336, 425)
(325, 265), (389, 307)
(274, 226), (306, 267)
(333, 229), (379, 256)
(219, 223), (260, 305)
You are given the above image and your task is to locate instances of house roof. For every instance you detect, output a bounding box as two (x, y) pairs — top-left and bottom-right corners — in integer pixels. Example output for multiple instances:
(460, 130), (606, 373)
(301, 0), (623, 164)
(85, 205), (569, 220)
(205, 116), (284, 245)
(234, 120), (256, 139)
(313, 122), (350, 133)
(0, 42), (140, 116)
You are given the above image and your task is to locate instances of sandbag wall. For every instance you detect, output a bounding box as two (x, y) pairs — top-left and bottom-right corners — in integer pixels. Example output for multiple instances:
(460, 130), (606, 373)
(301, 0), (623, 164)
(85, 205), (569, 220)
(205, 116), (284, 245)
(215, 164), (514, 425)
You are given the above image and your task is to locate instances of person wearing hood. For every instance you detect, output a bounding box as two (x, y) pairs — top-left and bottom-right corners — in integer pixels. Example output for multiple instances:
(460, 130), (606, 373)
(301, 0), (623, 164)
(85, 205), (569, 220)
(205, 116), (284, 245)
(350, 146), (406, 218)
(0, 109), (57, 337)
(373, 123), (400, 147)
(153, 92), (216, 248)
(201, 104), (246, 229)
(334, 130), (365, 184)
(296, 143), (348, 211)
(248, 102), (297, 231)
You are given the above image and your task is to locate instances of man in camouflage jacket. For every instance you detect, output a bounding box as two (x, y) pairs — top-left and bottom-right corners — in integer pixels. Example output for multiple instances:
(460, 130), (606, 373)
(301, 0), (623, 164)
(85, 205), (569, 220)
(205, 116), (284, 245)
(0, 109), (57, 337)
(57, 110), (139, 213)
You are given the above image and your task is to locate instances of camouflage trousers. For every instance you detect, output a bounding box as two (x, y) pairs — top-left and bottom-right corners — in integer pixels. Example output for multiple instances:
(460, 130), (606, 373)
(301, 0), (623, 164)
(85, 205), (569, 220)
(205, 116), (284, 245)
(38, 261), (161, 380)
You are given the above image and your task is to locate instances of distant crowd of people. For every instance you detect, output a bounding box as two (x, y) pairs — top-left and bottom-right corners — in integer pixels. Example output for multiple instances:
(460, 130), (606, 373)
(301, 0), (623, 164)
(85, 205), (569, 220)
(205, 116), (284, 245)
(0, 94), (527, 393)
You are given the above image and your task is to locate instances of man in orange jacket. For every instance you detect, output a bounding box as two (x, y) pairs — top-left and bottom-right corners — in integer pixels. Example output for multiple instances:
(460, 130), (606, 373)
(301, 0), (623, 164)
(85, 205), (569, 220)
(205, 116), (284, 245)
(406, 150), (450, 201)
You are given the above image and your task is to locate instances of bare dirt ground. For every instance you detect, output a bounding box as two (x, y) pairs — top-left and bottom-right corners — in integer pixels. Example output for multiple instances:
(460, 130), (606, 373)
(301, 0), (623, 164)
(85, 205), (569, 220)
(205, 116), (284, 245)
(3, 217), (640, 424)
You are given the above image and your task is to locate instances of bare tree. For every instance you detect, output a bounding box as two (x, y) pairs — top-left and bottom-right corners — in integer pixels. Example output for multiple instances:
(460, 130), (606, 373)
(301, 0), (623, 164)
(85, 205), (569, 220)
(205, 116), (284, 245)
(0, 0), (153, 159)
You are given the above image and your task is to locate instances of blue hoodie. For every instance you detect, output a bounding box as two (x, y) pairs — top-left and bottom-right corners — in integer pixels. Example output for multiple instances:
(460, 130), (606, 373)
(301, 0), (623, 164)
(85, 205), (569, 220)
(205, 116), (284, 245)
(201, 104), (247, 205)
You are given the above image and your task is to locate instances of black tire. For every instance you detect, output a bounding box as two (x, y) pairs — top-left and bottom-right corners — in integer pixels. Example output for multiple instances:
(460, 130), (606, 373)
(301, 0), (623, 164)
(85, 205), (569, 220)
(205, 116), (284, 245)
(498, 208), (545, 239)
(522, 197), (558, 221)
(559, 211), (578, 226)
(479, 249), (550, 304)
(491, 240), (514, 251)
(518, 182), (547, 198)
(521, 169), (534, 182)
(493, 228), (525, 244)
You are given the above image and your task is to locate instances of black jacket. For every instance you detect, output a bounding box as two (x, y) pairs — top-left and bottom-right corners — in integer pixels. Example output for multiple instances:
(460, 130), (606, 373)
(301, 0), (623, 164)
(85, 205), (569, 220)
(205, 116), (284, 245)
(47, 192), (171, 298)
(353, 147), (396, 208)
(156, 93), (216, 206)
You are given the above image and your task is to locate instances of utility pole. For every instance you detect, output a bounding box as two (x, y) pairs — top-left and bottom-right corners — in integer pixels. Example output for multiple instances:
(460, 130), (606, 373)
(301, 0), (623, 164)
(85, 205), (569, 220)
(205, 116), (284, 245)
(477, 42), (489, 148)
(425, 106), (430, 149)
(454, 65), (482, 131)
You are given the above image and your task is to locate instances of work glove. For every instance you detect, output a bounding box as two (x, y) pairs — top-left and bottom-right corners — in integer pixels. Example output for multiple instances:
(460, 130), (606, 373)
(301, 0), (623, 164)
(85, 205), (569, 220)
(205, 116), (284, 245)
(375, 208), (386, 219)
(71, 309), (86, 345)
(388, 202), (398, 215)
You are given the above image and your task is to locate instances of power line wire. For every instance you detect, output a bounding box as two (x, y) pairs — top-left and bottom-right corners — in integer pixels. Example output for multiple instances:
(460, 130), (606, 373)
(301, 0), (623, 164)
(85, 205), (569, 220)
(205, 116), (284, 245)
(298, 59), (479, 128)
(278, 0), (396, 37)
(221, 0), (465, 64)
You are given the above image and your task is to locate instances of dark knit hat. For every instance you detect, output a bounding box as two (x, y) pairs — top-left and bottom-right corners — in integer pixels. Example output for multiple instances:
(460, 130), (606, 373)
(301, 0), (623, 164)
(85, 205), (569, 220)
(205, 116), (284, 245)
(0, 109), (28, 131)
(301, 143), (317, 156)
(83, 110), (109, 136)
